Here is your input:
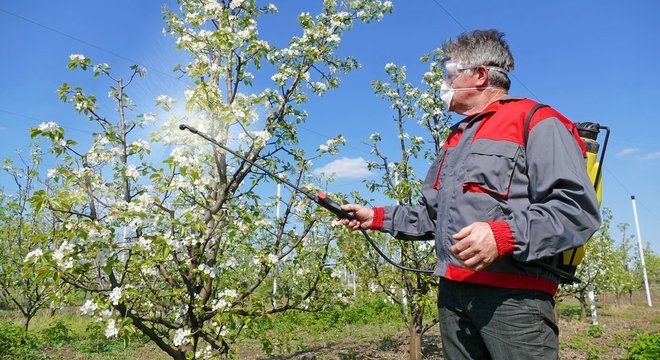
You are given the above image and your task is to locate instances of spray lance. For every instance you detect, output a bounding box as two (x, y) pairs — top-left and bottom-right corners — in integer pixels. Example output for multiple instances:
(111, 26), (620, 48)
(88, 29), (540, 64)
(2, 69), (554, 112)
(179, 124), (435, 274)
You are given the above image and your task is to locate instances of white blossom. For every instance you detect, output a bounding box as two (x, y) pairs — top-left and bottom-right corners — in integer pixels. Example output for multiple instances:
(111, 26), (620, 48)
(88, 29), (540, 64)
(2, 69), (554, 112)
(197, 263), (216, 278)
(69, 54), (86, 62)
(130, 139), (150, 152)
(100, 309), (113, 319)
(47, 168), (58, 178)
(173, 328), (191, 346)
(326, 34), (341, 44)
(266, 253), (279, 265)
(52, 241), (73, 265)
(137, 236), (152, 251)
(105, 319), (119, 338)
(155, 94), (176, 109)
(80, 299), (98, 316)
(204, 2), (222, 13)
(124, 164), (139, 179)
(219, 257), (237, 269)
(271, 72), (288, 85)
(212, 298), (228, 311)
(229, 0), (245, 10)
(237, 29), (251, 39)
(142, 112), (157, 124)
(93, 63), (110, 74)
(109, 287), (122, 305)
(185, 89), (196, 101)
(223, 289), (238, 298)
(37, 121), (60, 135)
(24, 249), (43, 263)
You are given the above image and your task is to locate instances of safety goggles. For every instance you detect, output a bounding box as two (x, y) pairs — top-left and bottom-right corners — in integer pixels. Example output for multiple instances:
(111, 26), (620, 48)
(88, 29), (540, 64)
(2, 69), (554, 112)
(442, 62), (508, 85)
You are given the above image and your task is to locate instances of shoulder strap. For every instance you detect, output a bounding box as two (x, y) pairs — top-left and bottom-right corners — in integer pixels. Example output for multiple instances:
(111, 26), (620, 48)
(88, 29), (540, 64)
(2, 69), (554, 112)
(523, 103), (548, 146)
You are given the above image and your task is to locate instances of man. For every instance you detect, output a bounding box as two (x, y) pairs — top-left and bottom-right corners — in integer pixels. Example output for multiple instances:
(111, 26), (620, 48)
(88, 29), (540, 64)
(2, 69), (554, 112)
(340, 29), (600, 359)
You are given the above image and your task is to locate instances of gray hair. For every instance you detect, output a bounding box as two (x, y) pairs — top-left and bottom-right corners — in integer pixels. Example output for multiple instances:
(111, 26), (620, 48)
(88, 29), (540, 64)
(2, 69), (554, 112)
(442, 29), (514, 90)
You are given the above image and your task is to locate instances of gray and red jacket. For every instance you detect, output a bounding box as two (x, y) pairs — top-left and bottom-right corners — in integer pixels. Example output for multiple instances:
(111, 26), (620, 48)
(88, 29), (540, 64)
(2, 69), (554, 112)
(370, 97), (601, 296)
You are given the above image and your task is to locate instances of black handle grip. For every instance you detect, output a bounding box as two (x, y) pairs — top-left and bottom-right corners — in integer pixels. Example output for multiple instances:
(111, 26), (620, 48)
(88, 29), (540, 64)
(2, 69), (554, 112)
(315, 192), (355, 220)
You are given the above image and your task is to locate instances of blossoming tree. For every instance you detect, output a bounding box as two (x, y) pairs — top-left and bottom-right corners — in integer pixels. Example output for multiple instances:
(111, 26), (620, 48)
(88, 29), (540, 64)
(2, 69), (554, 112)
(339, 51), (451, 360)
(0, 148), (66, 331)
(29, 1), (392, 358)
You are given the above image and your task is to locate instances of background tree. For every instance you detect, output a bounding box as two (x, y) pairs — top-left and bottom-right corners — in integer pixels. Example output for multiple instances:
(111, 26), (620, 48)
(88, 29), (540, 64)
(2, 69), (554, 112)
(0, 149), (64, 331)
(339, 50), (450, 360)
(29, 1), (393, 358)
(608, 222), (639, 305)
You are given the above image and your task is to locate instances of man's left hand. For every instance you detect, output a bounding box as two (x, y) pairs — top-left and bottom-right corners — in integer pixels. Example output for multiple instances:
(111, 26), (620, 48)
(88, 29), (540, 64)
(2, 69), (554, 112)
(450, 222), (498, 272)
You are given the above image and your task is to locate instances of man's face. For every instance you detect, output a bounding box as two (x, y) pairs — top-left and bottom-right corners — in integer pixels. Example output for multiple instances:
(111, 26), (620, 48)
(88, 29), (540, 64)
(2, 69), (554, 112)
(443, 62), (480, 113)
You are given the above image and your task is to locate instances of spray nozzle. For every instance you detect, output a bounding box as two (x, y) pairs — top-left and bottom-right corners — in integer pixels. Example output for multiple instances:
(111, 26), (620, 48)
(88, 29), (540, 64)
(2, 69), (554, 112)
(179, 124), (198, 134)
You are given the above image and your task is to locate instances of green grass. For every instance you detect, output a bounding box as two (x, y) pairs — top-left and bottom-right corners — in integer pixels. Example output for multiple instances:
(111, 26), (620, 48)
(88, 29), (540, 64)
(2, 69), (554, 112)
(0, 307), (165, 359)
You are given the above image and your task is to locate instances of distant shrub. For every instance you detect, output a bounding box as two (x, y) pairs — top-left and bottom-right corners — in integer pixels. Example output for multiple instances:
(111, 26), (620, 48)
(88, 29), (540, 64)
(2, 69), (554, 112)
(627, 332), (660, 359)
(587, 324), (605, 338)
(41, 320), (73, 346)
(0, 321), (41, 358)
(79, 321), (122, 353)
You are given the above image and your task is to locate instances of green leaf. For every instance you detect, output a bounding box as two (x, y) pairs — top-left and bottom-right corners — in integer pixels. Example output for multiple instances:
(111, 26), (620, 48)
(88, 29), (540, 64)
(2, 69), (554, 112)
(28, 189), (48, 212)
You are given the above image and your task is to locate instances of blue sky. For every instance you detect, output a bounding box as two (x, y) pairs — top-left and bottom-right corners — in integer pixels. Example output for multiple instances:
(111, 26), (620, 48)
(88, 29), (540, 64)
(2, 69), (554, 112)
(1, 0), (659, 253)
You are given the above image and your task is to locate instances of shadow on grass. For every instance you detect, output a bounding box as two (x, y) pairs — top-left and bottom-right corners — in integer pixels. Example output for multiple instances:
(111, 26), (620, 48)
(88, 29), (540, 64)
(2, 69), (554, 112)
(261, 330), (444, 359)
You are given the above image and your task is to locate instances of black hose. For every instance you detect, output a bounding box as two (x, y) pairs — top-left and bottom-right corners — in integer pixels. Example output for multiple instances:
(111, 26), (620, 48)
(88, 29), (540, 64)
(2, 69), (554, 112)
(179, 124), (436, 274)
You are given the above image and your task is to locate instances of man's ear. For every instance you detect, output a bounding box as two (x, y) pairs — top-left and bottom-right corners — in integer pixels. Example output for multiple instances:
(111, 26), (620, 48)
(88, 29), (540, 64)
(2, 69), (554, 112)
(474, 66), (489, 87)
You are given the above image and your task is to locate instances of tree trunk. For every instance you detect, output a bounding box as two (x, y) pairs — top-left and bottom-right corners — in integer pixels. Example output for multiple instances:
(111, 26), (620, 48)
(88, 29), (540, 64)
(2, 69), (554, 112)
(23, 315), (32, 332)
(408, 324), (422, 360)
(579, 293), (587, 320)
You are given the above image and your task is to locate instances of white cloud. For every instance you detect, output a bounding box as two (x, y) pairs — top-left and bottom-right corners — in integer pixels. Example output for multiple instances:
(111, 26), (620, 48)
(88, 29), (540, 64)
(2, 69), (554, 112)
(616, 148), (638, 157)
(643, 151), (660, 160)
(313, 157), (373, 179)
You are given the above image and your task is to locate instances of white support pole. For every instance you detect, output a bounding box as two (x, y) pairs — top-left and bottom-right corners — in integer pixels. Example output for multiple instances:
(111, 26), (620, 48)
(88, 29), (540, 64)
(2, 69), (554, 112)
(588, 284), (598, 325)
(631, 196), (653, 307)
(352, 272), (357, 298)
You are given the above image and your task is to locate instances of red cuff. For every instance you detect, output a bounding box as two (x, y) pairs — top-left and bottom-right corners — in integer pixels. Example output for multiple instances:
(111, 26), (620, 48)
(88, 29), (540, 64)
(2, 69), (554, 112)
(487, 220), (515, 257)
(370, 207), (384, 230)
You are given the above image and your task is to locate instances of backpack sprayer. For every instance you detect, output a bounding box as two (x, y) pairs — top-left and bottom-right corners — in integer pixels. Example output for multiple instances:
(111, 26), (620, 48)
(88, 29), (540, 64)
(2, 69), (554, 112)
(528, 120), (609, 283)
(556, 122), (609, 281)
(179, 124), (434, 274)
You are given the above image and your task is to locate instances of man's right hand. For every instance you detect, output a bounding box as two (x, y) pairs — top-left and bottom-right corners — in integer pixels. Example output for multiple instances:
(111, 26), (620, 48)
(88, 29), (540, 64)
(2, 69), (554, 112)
(338, 204), (374, 230)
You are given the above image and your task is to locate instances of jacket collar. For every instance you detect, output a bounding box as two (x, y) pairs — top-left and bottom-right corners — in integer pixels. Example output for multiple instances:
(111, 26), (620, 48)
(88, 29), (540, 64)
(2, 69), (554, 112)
(457, 95), (525, 129)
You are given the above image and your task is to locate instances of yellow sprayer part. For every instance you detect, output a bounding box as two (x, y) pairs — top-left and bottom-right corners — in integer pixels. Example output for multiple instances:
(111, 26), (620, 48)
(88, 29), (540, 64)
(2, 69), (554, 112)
(565, 150), (602, 266)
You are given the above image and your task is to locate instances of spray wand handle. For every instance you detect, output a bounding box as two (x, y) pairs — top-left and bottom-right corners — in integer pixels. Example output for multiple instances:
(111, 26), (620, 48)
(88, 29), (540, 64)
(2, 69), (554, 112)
(315, 192), (355, 220)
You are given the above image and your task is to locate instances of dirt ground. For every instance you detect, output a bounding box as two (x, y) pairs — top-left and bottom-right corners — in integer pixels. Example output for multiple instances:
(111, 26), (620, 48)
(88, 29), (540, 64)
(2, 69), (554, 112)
(240, 295), (659, 360)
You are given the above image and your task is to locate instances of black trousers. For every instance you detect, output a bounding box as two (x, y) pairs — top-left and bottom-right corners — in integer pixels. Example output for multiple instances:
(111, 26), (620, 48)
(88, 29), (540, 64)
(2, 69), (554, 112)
(437, 278), (559, 360)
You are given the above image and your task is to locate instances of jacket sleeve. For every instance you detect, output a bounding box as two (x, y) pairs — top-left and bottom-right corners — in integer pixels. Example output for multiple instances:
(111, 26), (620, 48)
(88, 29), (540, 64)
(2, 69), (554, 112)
(490, 116), (601, 261)
(371, 160), (439, 241)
